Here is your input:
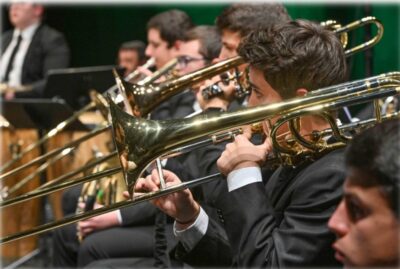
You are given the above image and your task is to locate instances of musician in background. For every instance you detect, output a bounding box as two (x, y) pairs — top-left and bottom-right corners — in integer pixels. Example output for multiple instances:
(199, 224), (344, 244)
(83, 25), (224, 269)
(138, 19), (348, 267)
(328, 119), (400, 268)
(197, 3), (291, 112)
(53, 22), (223, 269)
(144, 9), (193, 71)
(52, 40), (156, 268)
(141, 9), (196, 121)
(1, 2), (69, 99)
(117, 40), (146, 77)
(193, 2), (291, 231)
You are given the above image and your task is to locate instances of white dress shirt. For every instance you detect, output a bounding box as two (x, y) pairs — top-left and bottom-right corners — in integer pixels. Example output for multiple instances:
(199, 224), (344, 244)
(0, 22), (40, 87)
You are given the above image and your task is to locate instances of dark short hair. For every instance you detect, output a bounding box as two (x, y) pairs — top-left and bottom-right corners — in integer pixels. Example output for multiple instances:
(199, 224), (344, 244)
(119, 40), (146, 63)
(238, 19), (347, 98)
(216, 3), (290, 37)
(147, 9), (194, 48)
(183, 25), (221, 63)
(345, 119), (400, 217)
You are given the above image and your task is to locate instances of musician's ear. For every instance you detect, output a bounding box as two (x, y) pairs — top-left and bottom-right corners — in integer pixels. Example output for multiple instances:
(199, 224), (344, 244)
(296, 88), (308, 97)
(173, 40), (183, 51)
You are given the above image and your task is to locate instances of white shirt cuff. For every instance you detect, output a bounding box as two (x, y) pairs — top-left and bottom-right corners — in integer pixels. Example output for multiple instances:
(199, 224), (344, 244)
(173, 207), (209, 252)
(116, 209), (123, 225)
(227, 166), (262, 192)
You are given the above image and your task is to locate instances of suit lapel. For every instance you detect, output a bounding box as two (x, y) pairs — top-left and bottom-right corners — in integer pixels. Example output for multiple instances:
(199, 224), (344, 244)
(264, 162), (309, 224)
(21, 24), (42, 81)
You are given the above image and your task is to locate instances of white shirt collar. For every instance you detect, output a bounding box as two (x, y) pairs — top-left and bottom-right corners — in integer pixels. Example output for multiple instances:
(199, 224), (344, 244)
(13, 22), (40, 41)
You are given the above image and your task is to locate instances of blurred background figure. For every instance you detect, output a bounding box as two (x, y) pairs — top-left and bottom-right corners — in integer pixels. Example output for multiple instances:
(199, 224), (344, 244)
(0, 2), (69, 99)
(117, 40), (146, 77)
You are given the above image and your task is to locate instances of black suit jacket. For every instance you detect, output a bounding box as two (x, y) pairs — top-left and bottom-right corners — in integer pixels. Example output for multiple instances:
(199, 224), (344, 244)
(1, 23), (70, 98)
(176, 148), (345, 268)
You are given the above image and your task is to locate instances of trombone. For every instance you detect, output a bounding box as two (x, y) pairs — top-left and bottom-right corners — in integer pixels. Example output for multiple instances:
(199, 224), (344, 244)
(1, 73), (399, 244)
(0, 56), (243, 194)
(2, 72), (398, 202)
(323, 16), (383, 56)
(0, 58), (155, 174)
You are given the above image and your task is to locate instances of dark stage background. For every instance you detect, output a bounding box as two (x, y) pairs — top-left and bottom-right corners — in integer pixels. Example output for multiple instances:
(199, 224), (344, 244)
(1, 3), (399, 80)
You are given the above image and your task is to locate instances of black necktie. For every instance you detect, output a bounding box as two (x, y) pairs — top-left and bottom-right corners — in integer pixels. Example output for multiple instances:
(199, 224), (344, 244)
(3, 34), (22, 82)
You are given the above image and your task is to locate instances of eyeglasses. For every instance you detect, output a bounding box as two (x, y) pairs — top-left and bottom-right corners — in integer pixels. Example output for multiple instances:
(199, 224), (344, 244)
(177, 55), (205, 67)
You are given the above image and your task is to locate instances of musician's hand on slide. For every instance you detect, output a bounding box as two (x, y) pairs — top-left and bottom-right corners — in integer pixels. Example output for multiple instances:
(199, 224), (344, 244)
(134, 169), (200, 229)
(77, 203), (120, 237)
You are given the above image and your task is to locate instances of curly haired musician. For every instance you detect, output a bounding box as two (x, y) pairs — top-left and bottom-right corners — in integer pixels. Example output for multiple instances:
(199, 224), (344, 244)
(139, 19), (348, 267)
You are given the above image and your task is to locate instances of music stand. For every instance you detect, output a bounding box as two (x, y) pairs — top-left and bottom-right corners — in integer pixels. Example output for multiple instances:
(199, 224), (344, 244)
(0, 98), (89, 131)
(43, 65), (124, 110)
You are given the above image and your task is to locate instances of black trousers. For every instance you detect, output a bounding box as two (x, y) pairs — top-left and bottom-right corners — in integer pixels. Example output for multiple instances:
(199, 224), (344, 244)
(52, 223), (154, 268)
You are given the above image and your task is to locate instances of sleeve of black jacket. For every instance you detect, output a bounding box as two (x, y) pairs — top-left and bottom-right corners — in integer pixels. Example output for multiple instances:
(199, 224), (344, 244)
(217, 149), (345, 268)
(174, 216), (233, 267)
(119, 202), (157, 227)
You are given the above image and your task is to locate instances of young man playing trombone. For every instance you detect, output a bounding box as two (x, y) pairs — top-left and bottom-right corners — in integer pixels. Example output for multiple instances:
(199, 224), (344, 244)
(137, 19), (348, 267)
(198, 3), (290, 112)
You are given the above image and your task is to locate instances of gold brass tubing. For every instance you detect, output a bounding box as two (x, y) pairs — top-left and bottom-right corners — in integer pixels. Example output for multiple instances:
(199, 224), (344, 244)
(307, 72), (398, 97)
(137, 58), (178, 86)
(318, 111), (352, 142)
(315, 111), (400, 139)
(117, 56), (244, 117)
(0, 102), (96, 173)
(287, 111), (349, 153)
(125, 57), (155, 83)
(270, 86), (400, 155)
(334, 16), (384, 57)
(36, 151), (118, 191)
(163, 129), (243, 159)
(0, 125), (110, 181)
(5, 147), (75, 198)
(374, 99), (382, 123)
(0, 167), (121, 209)
(0, 172), (219, 244)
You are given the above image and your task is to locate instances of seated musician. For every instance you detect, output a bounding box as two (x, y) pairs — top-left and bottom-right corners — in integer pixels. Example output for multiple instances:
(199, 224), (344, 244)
(52, 19), (224, 268)
(144, 9), (196, 121)
(116, 40), (146, 77)
(198, 3), (290, 112)
(137, 19), (348, 267)
(328, 119), (400, 267)
(84, 5), (292, 266)
(1, 2), (70, 99)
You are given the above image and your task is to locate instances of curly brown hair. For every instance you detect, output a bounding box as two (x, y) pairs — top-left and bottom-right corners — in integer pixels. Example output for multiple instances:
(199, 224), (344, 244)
(238, 19), (347, 98)
(216, 3), (290, 37)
